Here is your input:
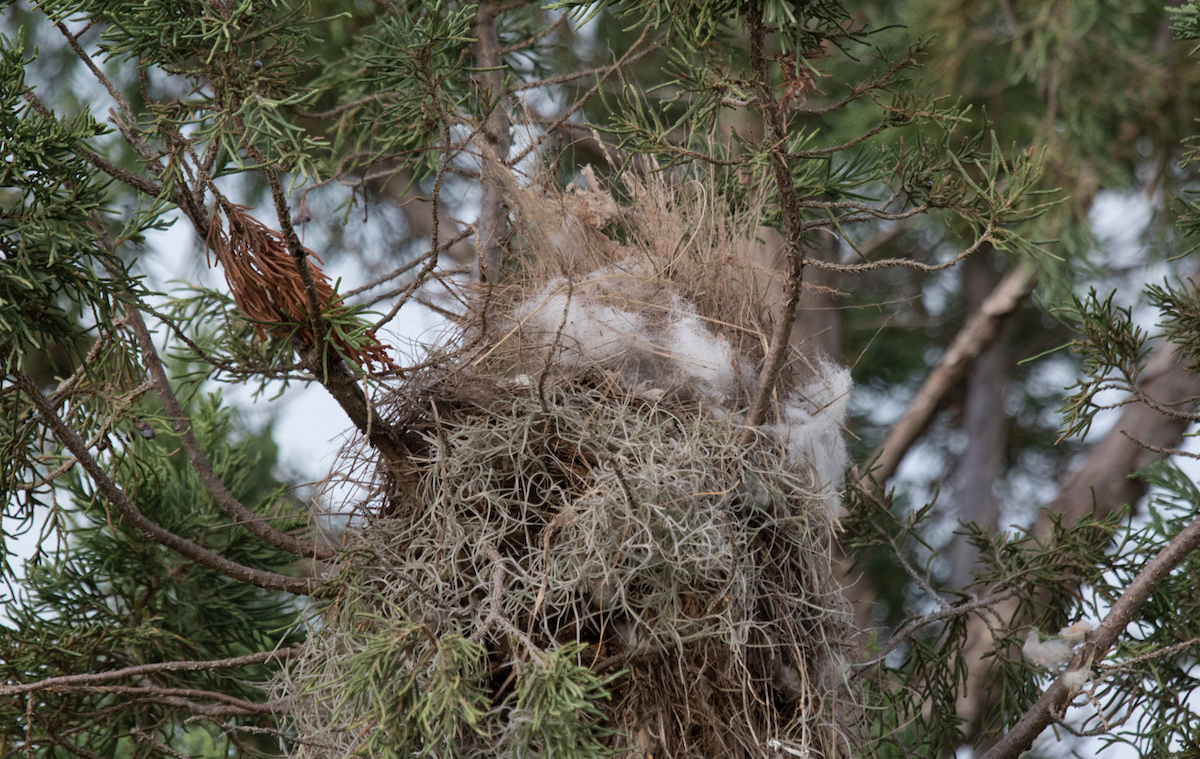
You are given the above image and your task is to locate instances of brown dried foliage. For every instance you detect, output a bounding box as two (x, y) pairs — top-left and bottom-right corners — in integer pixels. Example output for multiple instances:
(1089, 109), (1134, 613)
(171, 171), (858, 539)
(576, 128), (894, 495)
(205, 203), (396, 372)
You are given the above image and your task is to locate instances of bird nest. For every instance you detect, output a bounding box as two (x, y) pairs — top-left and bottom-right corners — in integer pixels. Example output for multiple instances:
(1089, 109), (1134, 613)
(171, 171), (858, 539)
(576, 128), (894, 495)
(279, 375), (857, 759)
(277, 167), (859, 758)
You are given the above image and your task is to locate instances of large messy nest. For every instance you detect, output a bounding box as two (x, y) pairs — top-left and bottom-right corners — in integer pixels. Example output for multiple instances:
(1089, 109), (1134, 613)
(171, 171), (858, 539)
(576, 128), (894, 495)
(279, 169), (860, 759)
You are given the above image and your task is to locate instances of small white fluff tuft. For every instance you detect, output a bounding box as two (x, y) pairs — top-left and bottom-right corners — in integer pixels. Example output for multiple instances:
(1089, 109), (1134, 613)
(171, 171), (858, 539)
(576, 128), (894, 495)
(1022, 628), (1075, 669)
(1058, 621), (1093, 643)
(1061, 667), (1091, 690)
(774, 360), (852, 510)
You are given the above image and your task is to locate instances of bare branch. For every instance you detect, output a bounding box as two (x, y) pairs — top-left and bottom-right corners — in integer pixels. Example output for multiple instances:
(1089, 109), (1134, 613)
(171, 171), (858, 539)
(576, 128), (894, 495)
(499, 15), (567, 55)
(131, 727), (201, 759)
(507, 48), (658, 93)
(375, 123), (452, 331)
(0, 644), (299, 697)
(979, 508), (1200, 759)
(505, 26), (656, 171)
(123, 305), (333, 561)
(787, 120), (889, 158)
(861, 262), (1037, 488)
(45, 685), (286, 717)
(853, 587), (1022, 675)
(740, 2), (810, 434)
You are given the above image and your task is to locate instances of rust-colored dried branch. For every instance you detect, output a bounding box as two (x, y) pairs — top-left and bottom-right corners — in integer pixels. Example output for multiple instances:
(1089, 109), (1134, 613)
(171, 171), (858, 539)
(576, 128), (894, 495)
(205, 203), (396, 373)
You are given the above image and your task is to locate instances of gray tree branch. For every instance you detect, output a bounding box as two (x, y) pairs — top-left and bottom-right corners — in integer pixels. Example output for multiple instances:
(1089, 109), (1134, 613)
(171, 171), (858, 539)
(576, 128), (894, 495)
(957, 339), (1200, 743)
(947, 252), (1014, 590)
(472, 2), (512, 284)
(861, 262), (1038, 489)
(979, 506), (1200, 759)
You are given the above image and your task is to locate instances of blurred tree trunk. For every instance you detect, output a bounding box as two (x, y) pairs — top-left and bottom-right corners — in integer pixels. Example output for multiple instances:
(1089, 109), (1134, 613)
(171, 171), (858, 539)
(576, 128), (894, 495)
(747, 227), (843, 364)
(947, 249), (1013, 591)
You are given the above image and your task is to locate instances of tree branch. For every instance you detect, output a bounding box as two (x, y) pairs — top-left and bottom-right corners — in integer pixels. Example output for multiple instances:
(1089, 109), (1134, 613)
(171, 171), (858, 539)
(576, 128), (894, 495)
(956, 337), (1200, 743)
(853, 587), (1021, 675)
(740, 3), (810, 434)
(123, 305), (333, 561)
(44, 685), (286, 717)
(979, 509), (1200, 759)
(262, 166), (330, 353)
(805, 221), (992, 273)
(473, 1), (512, 284)
(861, 262), (1038, 489)
(13, 373), (314, 595)
(0, 645), (301, 697)
(505, 27), (656, 172)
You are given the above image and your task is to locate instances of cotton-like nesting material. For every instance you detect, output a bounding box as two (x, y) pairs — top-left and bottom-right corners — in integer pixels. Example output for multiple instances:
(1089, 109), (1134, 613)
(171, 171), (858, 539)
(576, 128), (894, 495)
(1023, 627), (1077, 669)
(515, 273), (742, 404)
(280, 167), (861, 759)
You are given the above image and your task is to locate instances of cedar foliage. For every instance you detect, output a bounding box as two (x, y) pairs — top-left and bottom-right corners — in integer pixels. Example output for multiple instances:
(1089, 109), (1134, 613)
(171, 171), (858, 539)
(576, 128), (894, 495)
(3, 1), (1200, 758)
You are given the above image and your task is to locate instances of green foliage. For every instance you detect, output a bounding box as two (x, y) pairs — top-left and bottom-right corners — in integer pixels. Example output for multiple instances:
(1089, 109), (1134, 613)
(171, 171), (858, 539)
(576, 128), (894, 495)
(1091, 462), (1200, 755)
(844, 484), (1126, 755)
(315, 5), (475, 181)
(506, 644), (617, 759)
(1054, 288), (1150, 440)
(0, 397), (304, 758)
(327, 620), (490, 759)
(0, 31), (128, 371)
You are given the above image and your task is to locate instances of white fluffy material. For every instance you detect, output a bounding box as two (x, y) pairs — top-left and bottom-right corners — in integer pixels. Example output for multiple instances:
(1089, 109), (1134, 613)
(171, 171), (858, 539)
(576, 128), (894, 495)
(1061, 667), (1091, 690)
(664, 299), (737, 398)
(1058, 621), (1093, 643)
(1023, 628), (1075, 669)
(519, 283), (647, 366)
(517, 278), (740, 403)
(775, 361), (852, 509)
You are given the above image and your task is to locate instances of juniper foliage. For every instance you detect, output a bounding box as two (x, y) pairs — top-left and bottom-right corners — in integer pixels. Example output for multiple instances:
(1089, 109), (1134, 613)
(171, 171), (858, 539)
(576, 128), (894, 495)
(3, 1), (1200, 758)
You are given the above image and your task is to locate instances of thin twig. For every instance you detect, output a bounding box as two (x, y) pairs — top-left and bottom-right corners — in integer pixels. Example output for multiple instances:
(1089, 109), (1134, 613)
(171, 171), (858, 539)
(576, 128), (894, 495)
(500, 15), (567, 55)
(130, 728), (197, 759)
(0, 645), (300, 697)
(740, 1), (809, 435)
(14, 373), (314, 595)
(374, 122), (453, 331)
(505, 26), (656, 171)
(45, 685), (286, 716)
(853, 587), (1022, 676)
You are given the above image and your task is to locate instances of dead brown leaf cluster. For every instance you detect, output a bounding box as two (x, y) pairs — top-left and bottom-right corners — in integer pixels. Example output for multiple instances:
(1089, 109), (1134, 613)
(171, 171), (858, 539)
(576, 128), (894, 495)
(205, 203), (396, 373)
